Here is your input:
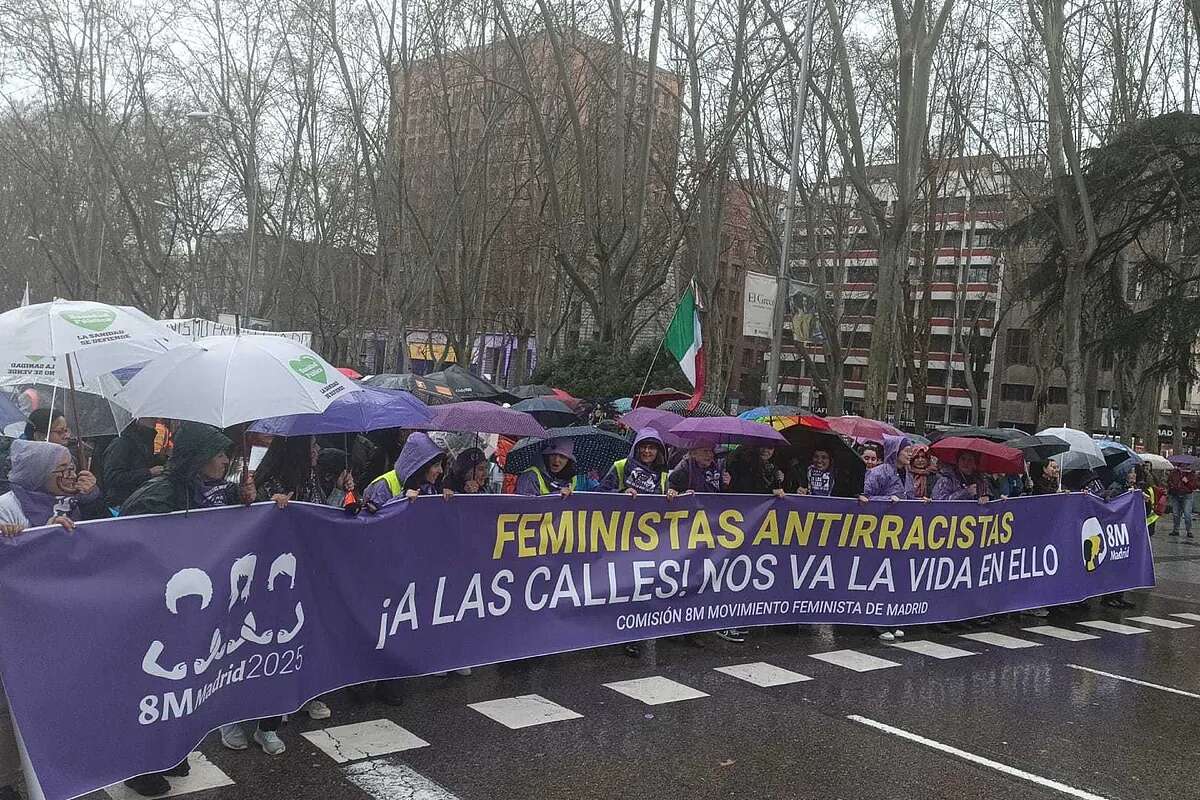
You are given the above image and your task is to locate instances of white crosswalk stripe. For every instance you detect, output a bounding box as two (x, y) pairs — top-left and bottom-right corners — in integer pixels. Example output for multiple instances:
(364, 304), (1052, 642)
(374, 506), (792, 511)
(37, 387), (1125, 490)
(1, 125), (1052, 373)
(1126, 615), (1193, 629)
(809, 649), (901, 672)
(604, 676), (709, 705)
(468, 694), (583, 729)
(344, 760), (462, 800)
(1169, 612), (1200, 622)
(959, 632), (1041, 649)
(1023, 625), (1101, 642)
(104, 752), (232, 800)
(1077, 620), (1151, 635)
(302, 719), (429, 764)
(715, 661), (813, 686)
(889, 640), (977, 659)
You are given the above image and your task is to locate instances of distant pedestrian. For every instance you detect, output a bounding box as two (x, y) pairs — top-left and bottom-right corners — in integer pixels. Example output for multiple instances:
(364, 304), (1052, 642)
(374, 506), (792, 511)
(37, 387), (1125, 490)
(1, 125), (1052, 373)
(1167, 464), (1198, 538)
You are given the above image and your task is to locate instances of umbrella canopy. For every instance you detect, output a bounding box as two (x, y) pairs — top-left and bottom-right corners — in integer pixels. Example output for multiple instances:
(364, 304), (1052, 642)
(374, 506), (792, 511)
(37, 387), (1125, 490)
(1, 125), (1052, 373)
(906, 433), (932, 446)
(1008, 433), (1070, 463)
(657, 398), (726, 418)
(0, 382), (133, 439)
(773, 423), (866, 497)
(361, 373), (459, 405)
(930, 436), (1025, 475)
(739, 407), (832, 431)
(1039, 426), (1105, 472)
(115, 336), (359, 428)
(669, 417), (788, 448)
(511, 397), (579, 428)
(633, 388), (692, 408)
(423, 365), (516, 404)
(928, 426), (1026, 444)
(612, 397), (633, 413)
(503, 426), (632, 475)
(1141, 453), (1173, 472)
(620, 407), (684, 433)
(738, 405), (803, 420)
(337, 367), (363, 380)
(0, 391), (25, 436)
(422, 400), (547, 437)
(509, 384), (557, 400)
(248, 387), (432, 436)
(1169, 454), (1200, 468)
(824, 415), (902, 444)
(1098, 439), (1140, 472)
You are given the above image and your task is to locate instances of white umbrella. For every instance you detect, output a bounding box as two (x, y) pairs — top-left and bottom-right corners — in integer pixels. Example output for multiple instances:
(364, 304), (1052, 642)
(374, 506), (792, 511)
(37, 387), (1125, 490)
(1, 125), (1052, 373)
(115, 335), (360, 428)
(1140, 452), (1173, 472)
(1038, 426), (1105, 471)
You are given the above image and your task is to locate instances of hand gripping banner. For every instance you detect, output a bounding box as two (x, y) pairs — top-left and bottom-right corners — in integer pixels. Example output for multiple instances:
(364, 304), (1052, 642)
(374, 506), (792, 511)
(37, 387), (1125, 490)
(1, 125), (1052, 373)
(0, 491), (1152, 799)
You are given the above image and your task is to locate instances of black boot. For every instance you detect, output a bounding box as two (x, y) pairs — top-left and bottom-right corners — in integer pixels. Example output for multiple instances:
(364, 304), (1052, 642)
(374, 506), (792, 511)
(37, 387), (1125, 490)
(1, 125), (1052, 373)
(123, 774), (170, 797)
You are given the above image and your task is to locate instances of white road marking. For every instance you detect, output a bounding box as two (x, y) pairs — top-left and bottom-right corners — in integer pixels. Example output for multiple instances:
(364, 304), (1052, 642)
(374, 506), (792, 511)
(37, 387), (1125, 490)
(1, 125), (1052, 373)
(809, 649), (900, 672)
(1066, 664), (1200, 698)
(1126, 615), (1193, 629)
(603, 676), (709, 705)
(1022, 625), (1100, 642)
(301, 719), (429, 764)
(1169, 612), (1200, 622)
(714, 661), (814, 686)
(344, 759), (461, 800)
(468, 694), (583, 729)
(848, 715), (1111, 800)
(959, 632), (1041, 649)
(888, 640), (977, 660)
(1077, 620), (1150, 635)
(104, 752), (233, 800)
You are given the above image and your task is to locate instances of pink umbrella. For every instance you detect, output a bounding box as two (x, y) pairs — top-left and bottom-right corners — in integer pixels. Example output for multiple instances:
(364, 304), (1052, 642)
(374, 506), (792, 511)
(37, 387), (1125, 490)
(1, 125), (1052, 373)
(824, 415), (902, 444)
(620, 407), (684, 432)
(669, 417), (788, 448)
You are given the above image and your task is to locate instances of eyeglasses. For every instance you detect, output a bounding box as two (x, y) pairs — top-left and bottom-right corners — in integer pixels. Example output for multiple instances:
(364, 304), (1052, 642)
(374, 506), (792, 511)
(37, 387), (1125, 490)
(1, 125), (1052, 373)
(51, 466), (77, 478)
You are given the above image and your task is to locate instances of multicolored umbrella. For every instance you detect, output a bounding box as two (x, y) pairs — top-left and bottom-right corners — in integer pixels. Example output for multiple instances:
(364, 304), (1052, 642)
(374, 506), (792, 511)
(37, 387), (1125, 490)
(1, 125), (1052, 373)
(929, 436), (1025, 475)
(669, 417), (788, 448)
(503, 425), (632, 475)
(824, 415), (902, 444)
(738, 405), (802, 420)
(249, 387), (432, 436)
(421, 400), (547, 437)
(657, 398), (726, 418)
(738, 408), (831, 433)
(511, 397), (579, 428)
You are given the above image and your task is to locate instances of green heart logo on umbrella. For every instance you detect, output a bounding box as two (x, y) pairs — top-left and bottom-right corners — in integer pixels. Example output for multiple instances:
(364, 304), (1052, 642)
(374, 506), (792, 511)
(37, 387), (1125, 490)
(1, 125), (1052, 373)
(60, 309), (117, 332)
(289, 355), (328, 384)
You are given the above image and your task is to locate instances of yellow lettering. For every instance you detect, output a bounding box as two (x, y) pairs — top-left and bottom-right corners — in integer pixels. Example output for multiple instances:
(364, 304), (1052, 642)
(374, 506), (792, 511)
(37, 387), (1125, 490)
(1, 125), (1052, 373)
(752, 510), (780, 546)
(816, 512), (841, 546)
(927, 515), (947, 550)
(663, 510), (689, 549)
(783, 511), (814, 546)
(688, 511), (716, 550)
(837, 514), (855, 547)
(620, 511), (635, 551)
(902, 517), (926, 550)
(589, 511), (620, 552)
(717, 509), (745, 549)
(849, 514), (878, 548)
(518, 513), (540, 557)
(635, 512), (660, 551)
(494, 513), (519, 559)
(958, 515), (977, 549)
(539, 512), (574, 555)
(877, 515), (904, 550)
(1000, 511), (1014, 543)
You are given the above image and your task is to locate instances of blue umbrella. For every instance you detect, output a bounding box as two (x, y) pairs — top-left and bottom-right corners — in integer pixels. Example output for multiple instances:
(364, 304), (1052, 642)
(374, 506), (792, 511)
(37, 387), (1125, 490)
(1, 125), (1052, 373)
(612, 397), (633, 413)
(503, 426), (632, 475)
(249, 387), (433, 435)
(738, 405), (802, 421)
(1099, 439), (1140, 472)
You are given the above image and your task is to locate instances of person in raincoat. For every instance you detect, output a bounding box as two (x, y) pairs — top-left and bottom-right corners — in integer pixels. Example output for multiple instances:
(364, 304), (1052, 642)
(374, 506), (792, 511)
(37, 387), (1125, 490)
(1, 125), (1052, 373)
(516, 439), (585, 496)
(903, 445), (937, 500)
(932, 451), (991, 503)
(363, 432), (449, 506)
(102, 418), (166, 511)
(600, 429), (668, 495)
(446, 447), (491, 494)
(859, 435), (911, 501)
(667, 446), (728, 496)
(0, 440), (90, 534)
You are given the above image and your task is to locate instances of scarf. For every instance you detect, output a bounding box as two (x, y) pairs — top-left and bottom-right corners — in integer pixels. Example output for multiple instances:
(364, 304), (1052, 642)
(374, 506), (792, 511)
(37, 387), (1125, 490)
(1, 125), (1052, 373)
(908, 463), (936, 499)
(806, 466), (834, 497)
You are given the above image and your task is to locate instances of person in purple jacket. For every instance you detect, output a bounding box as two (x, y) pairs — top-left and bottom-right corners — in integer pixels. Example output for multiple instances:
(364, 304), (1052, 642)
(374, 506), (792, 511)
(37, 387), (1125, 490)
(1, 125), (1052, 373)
(858, 434), (911, 502)
(363, 432), (448, 507)
(932, 451), (991, 504)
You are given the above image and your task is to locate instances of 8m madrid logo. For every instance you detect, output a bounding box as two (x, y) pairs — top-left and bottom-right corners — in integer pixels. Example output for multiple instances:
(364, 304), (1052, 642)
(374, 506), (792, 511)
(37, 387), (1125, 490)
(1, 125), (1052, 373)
(1081, 517), (1131, 572)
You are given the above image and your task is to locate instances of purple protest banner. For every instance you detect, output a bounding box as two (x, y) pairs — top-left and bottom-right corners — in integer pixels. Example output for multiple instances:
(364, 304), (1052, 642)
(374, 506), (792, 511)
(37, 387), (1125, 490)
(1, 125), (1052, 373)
(0, 490), (1152, 799)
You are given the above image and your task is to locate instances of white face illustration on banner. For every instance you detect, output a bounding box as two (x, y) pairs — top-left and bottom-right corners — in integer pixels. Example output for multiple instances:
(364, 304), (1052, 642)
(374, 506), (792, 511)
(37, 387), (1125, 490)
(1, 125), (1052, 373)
(141, 552), (303, 682)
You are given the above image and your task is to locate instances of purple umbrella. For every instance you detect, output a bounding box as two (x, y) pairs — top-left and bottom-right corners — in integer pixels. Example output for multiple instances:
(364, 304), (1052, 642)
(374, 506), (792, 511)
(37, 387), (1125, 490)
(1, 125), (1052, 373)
(669, 417), (789, 448)
(248, 387), (433, 435)
(1169, 454), (1200, 468)
(421, 400), (548, 437)
(620, 407), (684, 432)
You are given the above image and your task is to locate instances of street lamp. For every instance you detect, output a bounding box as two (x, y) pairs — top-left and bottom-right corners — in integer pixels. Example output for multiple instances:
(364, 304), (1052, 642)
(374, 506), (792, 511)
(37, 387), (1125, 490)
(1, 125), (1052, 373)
(186, 108), (258, 330)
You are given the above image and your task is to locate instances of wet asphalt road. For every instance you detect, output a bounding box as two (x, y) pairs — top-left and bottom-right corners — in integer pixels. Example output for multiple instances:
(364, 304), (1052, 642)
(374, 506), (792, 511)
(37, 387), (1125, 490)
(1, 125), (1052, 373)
(97, 532), (1200, 800)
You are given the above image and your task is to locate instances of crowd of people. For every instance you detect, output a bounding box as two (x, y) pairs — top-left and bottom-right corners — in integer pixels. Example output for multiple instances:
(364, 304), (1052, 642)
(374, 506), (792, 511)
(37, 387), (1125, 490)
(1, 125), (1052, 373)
(0, 404), (1174, 798)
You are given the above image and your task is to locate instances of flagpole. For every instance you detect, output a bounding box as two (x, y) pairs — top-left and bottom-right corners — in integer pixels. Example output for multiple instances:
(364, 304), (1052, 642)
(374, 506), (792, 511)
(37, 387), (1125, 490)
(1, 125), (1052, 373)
(765, 0), (818, 404)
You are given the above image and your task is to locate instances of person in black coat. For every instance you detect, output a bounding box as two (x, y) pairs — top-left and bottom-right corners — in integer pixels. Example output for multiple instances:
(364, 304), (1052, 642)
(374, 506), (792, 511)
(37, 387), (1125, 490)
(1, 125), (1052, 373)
(101, 418), (164, 510)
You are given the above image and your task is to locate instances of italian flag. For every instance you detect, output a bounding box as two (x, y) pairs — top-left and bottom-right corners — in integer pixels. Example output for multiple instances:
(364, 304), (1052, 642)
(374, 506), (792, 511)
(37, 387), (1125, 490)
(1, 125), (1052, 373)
(665, 284), (705, 410)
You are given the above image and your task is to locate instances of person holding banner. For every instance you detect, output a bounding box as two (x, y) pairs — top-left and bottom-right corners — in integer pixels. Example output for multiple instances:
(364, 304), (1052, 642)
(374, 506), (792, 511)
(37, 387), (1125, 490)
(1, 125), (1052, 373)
(364, 432), (449, 506)
(860, 435), (911, 502)
(446, 447), (492, 494)
(0, 440), (91, 534)
(516, 439), (588, 496)
(933, 452), (991, 503)
(797, 449), (836, 497)
(666, 446), (728, 497)
(599, 429), (668, 496)
(903, 446), (936, 500)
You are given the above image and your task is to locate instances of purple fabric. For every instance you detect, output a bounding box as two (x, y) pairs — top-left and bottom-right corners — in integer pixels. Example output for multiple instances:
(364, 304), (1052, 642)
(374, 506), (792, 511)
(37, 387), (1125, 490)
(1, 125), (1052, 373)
(862, 434), (910, 499)
(423, 401), (547, 438)
(249, 387), (433, 435)
(0, 492), (1154, 800)
(668, 417), (788, 448)
(599, 429), (666, 493)
(364, 433), (444, 505)
(668, 455), (725, 493)
(932, 467), (989, 501)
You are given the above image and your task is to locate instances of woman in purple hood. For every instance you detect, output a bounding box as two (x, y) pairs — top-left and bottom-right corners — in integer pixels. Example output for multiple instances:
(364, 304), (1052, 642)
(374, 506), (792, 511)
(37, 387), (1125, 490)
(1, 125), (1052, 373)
(859, 434), (912, 502)
(364, 432), (448, 506)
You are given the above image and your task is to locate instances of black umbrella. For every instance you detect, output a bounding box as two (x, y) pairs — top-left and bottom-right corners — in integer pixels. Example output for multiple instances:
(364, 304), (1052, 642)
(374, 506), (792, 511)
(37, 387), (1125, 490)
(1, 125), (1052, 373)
(511, 397), (579, 428)
(423, 365), (517, 404)
(928, 426), (1026, 443)
(657, 399), (726, 418)
(503, 425), (632, 475)
(773, 424), (866, 497)
(361, 373), (459, 405)
(510, 384), (557, 400)
(1008, 434), (1070, 463)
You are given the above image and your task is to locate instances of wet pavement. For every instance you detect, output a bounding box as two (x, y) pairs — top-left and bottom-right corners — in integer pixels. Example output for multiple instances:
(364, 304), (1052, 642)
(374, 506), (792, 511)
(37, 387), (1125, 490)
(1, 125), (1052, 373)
(98, 532), (1200, 800)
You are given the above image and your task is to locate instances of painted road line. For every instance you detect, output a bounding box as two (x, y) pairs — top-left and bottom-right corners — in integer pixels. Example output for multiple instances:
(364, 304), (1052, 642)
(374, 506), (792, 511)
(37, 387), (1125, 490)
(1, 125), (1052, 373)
(848, 715), (1110, 800)
(1126, 615), (1193, 629)
(1023, 625), (1101, 642)
(888, 640), (977, 660)
(302, 719), (429, 764)
(1066, 664), (1200, 699)
(344, 759), (461, 800)
(1077, 620), (1150, 635)
(959, 632), (1041, 649)
(714, 661), (813, 687)
(104, 752), (233, 800)
(1169, 612), (1200, 622)
(468, 694), (583, 729)
(809, 649), (900, 672)
(603, 676), (709, 705)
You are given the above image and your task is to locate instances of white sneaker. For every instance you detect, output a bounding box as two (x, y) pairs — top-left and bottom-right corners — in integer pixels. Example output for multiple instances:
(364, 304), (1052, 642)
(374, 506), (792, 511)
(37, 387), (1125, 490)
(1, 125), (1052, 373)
(893, 630), (905, 639)
(254, 729), (286, 755)
(453, 667), (473, 676)
(220, 724), (248, 751)
(878, 631), (896, 642)
(305, 700), (331, 720)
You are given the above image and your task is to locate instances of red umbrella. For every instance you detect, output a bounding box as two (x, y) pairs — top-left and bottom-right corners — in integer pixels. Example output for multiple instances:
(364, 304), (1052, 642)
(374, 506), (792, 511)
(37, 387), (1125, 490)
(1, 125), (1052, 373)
(930, 436), (1025, 475)
(633, 387), (692, 408)
(823, 415), (902, 444)
(337, 366), (363, 380)
(550, 388), (581, 409)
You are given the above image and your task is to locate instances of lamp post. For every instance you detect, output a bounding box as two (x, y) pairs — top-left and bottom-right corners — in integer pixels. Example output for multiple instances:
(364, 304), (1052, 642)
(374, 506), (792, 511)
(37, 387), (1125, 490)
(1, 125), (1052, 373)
(185, 109), (258, 329)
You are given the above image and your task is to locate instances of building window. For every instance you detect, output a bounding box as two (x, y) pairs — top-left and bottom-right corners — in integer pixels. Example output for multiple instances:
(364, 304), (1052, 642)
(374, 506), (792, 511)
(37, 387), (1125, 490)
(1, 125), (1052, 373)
(1006, 329), (1031, 366)
(949, 407), (972, 424)
(1047, 386), (1068, 405)
(1100, 349), (1115, 370)
(1097, 389), (1112, 409)
(1000, 383), (1034, 402)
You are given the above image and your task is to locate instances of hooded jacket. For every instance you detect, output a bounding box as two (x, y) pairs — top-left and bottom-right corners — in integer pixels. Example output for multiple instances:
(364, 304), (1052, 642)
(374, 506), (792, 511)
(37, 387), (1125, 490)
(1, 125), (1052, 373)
(516, 440), (582, 496)
(0, 440), (76, 528)
(365, 432), (444, 505)
(903, 447), (937, 500)
(446, 447), (490, 494)
(121, 423), (237, 516)
(862, 435), (909, 499)
(600, 429), (667, 493)
(667, 452), (725, 493)
(102, 422), (161, 508)
(932, 465), (989, 501)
